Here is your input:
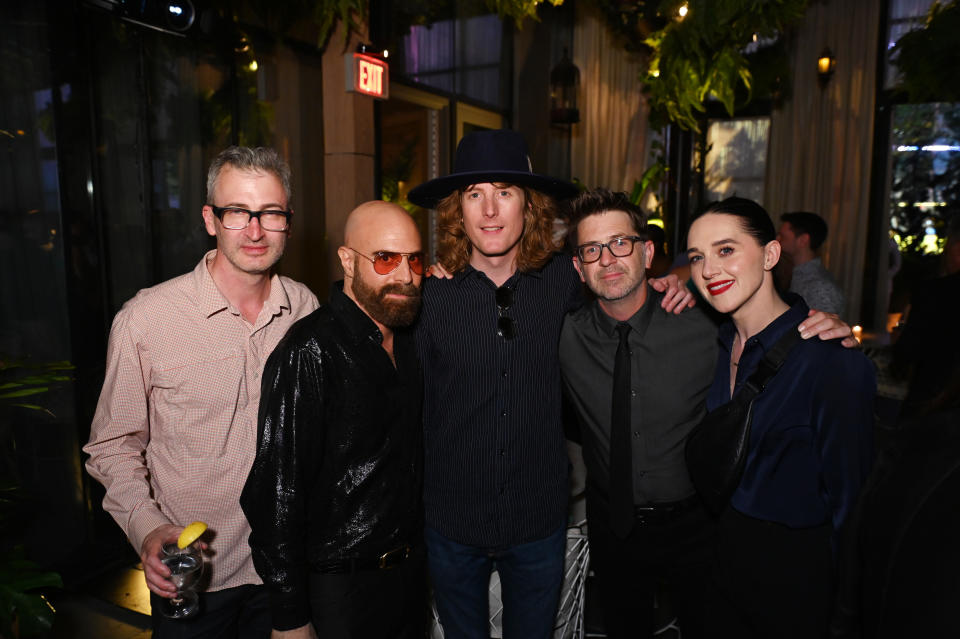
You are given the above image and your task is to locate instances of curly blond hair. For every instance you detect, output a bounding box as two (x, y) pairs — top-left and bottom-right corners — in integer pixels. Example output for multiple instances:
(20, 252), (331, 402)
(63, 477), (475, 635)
(436, 184), (560, 273)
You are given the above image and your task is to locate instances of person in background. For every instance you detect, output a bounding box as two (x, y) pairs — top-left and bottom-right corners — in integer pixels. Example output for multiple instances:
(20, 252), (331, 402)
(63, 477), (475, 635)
(85, 147), (318, 637)
(892, 213), (960, 420)
(777, 211), (845, 315)
(686, 197), (875, 639)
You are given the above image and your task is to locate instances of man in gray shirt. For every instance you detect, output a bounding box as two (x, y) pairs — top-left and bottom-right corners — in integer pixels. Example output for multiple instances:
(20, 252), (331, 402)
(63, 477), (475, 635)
(559, 190), (717, 638)
(777, 211), (845, 316)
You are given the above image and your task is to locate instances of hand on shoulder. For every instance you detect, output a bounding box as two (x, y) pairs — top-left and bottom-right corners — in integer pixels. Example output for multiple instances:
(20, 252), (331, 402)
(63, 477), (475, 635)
(798, 309), (858, 348)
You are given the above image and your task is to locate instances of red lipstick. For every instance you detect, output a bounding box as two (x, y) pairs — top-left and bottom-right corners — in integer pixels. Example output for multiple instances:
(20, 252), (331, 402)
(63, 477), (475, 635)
(707, 279), (734, 296)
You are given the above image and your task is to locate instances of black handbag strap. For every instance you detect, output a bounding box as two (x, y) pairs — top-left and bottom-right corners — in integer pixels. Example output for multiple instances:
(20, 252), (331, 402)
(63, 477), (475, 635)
(736, 321), (804, 401)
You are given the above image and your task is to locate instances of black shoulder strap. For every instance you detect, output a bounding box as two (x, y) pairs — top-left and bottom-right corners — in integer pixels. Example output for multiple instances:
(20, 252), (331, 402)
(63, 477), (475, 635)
(738, 321), (804, 399)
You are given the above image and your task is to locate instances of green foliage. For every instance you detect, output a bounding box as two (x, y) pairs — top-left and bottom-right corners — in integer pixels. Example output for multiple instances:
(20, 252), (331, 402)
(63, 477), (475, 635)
(0, 547), (61, 639)
(590, 0), (663, 53)
(381, 137), (420, 214)
(891, 0), (960, 103)
(629, 150), (668, 217)
(216, 0), (566, 49)
(0, 359), (71, 638)
(204, 0), (366, 50)
(642, 0), (807, 132)
(0, 360), (72, 414)
(310, 0), (368, 48)
(485, 0), (565, 27)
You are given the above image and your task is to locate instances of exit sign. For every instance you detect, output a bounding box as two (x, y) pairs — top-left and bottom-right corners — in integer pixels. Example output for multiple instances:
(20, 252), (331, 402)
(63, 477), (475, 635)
(345, 53), (389, 99)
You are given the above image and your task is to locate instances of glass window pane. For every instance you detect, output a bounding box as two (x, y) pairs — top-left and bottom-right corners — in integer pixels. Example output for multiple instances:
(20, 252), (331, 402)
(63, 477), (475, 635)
(888, 103), (960, 274)
(398, 13), (506, 110)
(89, 15), (238, 309)
(703, 117), (771, 205)
(0, 0), (88, 568)
(0, 3), (72, 361)
(403, 21), (456, 94)
(144, 33), (235, 283)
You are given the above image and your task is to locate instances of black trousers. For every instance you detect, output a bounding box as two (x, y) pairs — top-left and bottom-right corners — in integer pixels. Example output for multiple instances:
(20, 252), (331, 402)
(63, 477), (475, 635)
(707, 507), (834, 639)
(308, 550), (427, 639)
(587, 493), (715, 639)
(151, 584), (270, 639)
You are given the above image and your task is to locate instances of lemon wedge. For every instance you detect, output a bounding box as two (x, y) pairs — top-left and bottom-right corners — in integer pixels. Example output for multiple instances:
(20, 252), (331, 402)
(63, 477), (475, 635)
(177, 521), (208, 549)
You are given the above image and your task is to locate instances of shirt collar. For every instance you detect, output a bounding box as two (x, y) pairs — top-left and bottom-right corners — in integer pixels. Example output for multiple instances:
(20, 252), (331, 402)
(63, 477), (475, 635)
(263, 270), (292, 317)
(195, 250), (230, 318)
(328, 280), (384, 345)
(590, 282), (660, 339)
(194, 249), (291, 320)
(717, 292), (809, 354)
(452, 255), (554, 286)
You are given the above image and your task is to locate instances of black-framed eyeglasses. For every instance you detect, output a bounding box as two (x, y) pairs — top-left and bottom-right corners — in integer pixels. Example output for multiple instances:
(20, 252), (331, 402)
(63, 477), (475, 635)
(210, 205), (292, 232)
(575, 235), (645, 264)
(496, 285), (516, 340)
(348, 247), (425, 275)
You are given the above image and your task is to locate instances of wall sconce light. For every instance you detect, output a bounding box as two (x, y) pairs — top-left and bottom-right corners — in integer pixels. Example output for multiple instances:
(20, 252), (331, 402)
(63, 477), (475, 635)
(550, 48), (580, 125)
(817, 47), (836, 87)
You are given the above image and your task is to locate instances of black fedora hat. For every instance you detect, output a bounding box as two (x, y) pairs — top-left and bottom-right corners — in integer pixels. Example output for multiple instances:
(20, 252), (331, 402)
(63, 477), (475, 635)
(407, 129), (579, 208)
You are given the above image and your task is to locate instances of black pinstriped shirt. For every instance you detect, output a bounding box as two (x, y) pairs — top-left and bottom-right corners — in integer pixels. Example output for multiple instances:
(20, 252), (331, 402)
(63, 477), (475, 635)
(416, 254), (583, 546)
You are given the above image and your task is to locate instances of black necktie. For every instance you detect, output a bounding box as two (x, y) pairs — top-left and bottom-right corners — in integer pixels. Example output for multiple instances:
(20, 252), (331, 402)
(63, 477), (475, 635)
(610, 322), (634, 538)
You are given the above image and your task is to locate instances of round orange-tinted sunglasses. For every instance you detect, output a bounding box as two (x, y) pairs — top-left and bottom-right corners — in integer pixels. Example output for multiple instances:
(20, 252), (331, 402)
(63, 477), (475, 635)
(348, 248), (425, 275)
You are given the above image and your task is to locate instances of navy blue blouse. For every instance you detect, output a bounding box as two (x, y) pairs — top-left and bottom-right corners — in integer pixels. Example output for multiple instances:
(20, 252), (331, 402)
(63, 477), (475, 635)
(707, 297), (876, 533)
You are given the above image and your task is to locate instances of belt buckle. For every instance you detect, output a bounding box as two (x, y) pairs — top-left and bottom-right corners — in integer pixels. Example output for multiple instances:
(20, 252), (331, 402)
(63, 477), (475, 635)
(378, 545), (410, 569)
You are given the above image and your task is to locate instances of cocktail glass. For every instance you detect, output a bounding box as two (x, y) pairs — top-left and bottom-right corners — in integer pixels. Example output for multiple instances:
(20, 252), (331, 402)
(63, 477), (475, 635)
(160, 542), (203, 619)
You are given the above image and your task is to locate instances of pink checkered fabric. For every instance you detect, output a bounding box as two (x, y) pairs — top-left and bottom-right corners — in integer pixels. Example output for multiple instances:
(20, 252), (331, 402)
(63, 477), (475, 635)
(85, 250), (319, 591)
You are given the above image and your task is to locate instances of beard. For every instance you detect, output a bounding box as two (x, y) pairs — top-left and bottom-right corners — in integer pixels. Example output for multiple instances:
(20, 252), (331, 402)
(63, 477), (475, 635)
(352, 263), (423, 328)
(590, 264), (646, 302)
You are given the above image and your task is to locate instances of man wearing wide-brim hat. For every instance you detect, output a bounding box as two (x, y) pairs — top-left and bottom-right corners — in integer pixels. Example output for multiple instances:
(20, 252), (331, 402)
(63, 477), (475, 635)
(408, 129), (691, 638)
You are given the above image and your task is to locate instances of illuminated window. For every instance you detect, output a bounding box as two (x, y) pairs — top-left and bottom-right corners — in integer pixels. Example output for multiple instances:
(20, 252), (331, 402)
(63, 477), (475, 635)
(888, 103), (959, 257)
(397, 13), (508, 110)
(703, 117), (771, 204)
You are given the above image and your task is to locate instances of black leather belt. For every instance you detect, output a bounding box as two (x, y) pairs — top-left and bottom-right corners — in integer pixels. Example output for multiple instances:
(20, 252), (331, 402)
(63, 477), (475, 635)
(633, 494), (700, 524)
(313, 545), (412, 574)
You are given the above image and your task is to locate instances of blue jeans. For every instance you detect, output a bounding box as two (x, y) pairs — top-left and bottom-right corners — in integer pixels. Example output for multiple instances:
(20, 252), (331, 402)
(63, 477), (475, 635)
(425, 525), (566, 639)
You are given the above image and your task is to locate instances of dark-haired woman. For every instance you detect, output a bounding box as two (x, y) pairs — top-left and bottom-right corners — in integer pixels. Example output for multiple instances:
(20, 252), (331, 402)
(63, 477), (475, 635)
(685, 197), (875, 638)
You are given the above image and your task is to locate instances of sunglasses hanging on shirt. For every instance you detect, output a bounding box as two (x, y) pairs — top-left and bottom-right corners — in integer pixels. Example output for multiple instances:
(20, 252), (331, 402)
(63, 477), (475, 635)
(496, 285), (516, 340)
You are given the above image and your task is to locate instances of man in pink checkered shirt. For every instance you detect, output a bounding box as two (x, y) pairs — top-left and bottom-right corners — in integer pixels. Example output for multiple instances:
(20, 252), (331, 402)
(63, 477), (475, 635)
(85, 146), (318, 637)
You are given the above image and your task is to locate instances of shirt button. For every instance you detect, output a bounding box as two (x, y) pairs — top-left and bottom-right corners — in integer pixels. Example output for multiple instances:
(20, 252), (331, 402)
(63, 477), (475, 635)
(501, 410), (507, 417)
(631, 390), (636, 397)
(501, 370), (508, 377)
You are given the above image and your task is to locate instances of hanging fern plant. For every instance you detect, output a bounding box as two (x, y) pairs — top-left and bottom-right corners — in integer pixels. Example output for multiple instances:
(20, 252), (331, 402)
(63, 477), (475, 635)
(642, 0), (807, 132)
(485, 0), (566, 26)
(311, 0), (368, 47)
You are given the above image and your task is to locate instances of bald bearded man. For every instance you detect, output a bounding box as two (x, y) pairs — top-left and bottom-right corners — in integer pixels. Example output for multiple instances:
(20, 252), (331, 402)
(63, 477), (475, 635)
(241, 201), (427, 639)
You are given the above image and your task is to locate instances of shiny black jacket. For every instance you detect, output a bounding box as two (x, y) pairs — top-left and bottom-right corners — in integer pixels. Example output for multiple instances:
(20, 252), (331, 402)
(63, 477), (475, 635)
(240, 283), (423, 630)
